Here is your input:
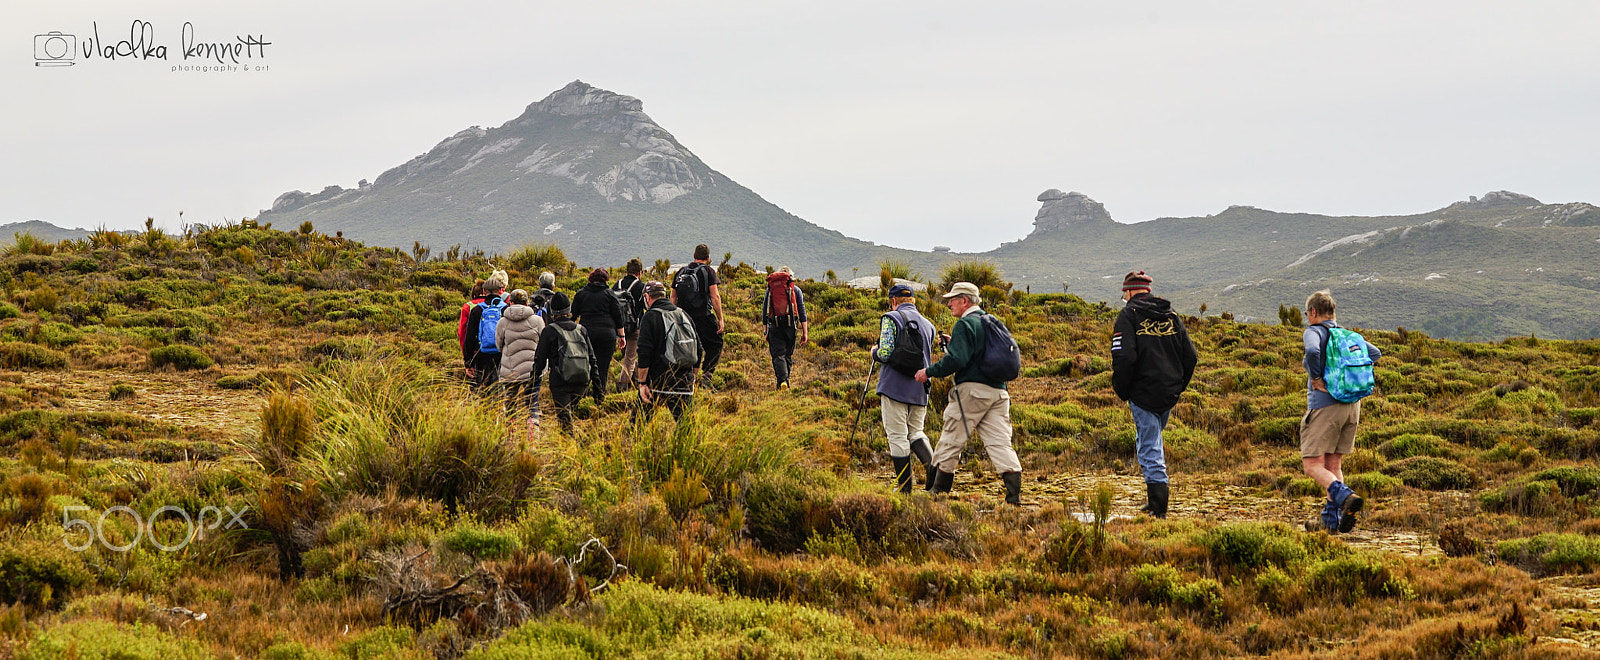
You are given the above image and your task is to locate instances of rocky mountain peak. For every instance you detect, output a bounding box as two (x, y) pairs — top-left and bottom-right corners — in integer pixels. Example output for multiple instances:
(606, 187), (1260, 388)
(1458, 190), (1542, 208)
(1029, 189), (1114, 235)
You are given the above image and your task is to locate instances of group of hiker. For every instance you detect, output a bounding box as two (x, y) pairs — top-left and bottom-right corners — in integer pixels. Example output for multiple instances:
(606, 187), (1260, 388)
(461, 249), (1380, 534)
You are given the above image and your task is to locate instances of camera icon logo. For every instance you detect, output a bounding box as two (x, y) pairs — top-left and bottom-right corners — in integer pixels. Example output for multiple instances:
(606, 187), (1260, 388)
(34, 31), (77, 67)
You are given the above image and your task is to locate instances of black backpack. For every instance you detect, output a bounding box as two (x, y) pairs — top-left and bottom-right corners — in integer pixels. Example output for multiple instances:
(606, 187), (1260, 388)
(882, 311), (927, 376)
(672, 263), (710, 315)
(977, 313), (1021, 382)
(608, 277), (640, 333)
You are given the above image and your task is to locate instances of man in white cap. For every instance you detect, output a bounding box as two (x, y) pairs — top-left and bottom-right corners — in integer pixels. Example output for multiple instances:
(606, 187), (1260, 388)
(915, 282), (1023, 505)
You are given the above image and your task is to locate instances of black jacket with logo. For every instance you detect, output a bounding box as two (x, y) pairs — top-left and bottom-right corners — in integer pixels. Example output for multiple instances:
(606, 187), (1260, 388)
(1110, 293), (1198, 412)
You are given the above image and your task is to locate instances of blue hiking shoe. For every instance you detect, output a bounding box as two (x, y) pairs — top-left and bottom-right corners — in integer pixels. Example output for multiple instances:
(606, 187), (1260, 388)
(1329, 481), (1364, 533)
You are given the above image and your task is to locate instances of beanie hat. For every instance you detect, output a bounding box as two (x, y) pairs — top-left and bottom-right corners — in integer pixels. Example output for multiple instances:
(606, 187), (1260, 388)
(588, 267), (609, 283)
(1122, 270), (1153, 291)
(548, 292), (571, 315)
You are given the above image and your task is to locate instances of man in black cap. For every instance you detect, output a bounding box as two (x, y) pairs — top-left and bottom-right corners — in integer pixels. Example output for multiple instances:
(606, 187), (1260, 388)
(1110, 270), (1197, 518)
(532, 292), (600, 435)
(635, 280), (701, 421)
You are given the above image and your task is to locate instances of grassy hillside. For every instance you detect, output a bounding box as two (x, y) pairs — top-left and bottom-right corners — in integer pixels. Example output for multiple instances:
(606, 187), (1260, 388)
(2, 225), (1598, 658)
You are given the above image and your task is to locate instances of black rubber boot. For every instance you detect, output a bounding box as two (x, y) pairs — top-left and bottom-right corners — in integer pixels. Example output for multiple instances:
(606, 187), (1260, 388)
(891, 456), (914, 493)
(909, 438), (935, 490)
(1145, 482), (1169, 519)
(1001, 471), (1022, 506)
(929, 469), (955, 494)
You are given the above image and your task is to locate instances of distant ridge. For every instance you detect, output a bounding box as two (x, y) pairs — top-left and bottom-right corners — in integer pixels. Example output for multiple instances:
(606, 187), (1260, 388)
(250, 81), (1599, 340)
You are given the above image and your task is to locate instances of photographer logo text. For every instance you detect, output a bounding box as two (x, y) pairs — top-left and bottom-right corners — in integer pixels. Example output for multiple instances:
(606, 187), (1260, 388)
(33, 21), (271, 71)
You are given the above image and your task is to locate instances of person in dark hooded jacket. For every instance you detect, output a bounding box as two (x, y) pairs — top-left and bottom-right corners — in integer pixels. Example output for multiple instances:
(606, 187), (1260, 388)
(1110, 270), (1197, 519)
(532, 293), (601, 435)
(572, 267), (626, 399)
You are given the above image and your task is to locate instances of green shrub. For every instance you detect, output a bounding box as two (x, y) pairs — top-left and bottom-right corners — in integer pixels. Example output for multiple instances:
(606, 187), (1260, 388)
(1376, 433), (1458, 460)
(1306, 553), (1412, 602)
(1198, 522), (1308, 570)
(1529, 465), (1600, 497)
(19, 621), (215, 660)
(1380, 456), (1477, 490)
(215, 374), (257, 390)
(938, 260), (1007, 292)
(1496, 533), (1600, 575)
(0, 538), (93, 608)
(108, 383), (136, 401)
(337, 625), (427, 660)
(0, 303), (19, 319)
(440, 523), (522, 560)
(0, 341), (68, 369)
(1346, 472), (1402, 497)
(744, 473), (820, 554)
(148, 345), (213, 370)
(503, 242), (569, 276)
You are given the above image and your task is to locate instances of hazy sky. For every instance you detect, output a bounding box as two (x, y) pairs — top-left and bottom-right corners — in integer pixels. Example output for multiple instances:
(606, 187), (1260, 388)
(4, 1), (1597, 251)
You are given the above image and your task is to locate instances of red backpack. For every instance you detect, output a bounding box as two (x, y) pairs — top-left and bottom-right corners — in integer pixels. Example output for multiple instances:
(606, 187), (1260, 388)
(766, 272), (797, 319)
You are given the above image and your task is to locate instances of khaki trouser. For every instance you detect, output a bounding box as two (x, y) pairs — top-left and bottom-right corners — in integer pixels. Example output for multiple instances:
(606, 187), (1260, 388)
(880, 397), (929, 458)
(615, 327), (640, 387)
(932, 382), (1021, 473)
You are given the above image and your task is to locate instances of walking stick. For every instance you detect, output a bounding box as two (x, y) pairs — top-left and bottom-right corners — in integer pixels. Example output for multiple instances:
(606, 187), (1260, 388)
(847, 359), (878, 448)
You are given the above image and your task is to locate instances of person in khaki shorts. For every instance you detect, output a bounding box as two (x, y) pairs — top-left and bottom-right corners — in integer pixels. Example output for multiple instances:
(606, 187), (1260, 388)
(1300, 290), (1381, 533)
(914, 282), (1023, 505)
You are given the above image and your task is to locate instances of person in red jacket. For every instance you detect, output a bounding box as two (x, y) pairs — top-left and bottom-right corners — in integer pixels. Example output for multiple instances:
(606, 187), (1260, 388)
(456, 279), (486, 379)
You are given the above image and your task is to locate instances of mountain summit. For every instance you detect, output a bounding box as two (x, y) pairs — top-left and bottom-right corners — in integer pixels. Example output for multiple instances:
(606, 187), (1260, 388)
(260, 81), (913, 272)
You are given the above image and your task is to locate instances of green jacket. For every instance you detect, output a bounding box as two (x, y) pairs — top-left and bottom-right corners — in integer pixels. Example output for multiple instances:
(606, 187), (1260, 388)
(925, 309), (1007, 390)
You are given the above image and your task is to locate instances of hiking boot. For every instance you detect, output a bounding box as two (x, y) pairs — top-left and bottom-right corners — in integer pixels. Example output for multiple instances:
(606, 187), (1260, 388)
(1334, 487), (1364, 533)
(929, 469), (955, 494)
(778, 381), (790, 391)
(1328, 481), (1364, 533)
(1001, 471), (1022, 506)
(909, 439), (935, 490)
(1143, 482), (1169, 519)
(891, 456), (914, 493)
(1308, 499), (1340, 533)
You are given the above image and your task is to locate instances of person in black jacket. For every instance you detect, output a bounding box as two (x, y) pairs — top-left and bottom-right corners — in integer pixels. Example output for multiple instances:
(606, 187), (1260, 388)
(1110, 270), (1198, 519)
(572, 268), (626, 399)
(634, 280), (700, 421)
(532, 293), (600, 435)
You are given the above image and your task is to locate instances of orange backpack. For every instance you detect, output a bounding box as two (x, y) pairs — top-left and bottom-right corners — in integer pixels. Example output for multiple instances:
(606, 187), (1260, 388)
(766, 272), (797, 319)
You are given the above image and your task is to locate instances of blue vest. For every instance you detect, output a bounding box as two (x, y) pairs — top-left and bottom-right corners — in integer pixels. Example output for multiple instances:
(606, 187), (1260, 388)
(877, 304), (935, 406)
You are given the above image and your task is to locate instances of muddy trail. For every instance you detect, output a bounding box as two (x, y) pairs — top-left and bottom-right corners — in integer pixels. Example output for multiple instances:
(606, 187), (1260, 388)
(34, 368), (1600, 650)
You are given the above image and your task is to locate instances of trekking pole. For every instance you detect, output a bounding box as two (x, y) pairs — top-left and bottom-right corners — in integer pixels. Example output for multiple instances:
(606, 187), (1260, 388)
(950, 382), (974, 468)
(846, 359), (878, 448)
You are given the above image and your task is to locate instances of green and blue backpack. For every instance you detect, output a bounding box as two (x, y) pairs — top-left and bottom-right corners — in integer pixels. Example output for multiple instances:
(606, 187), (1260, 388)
(1319, 324), (1375, 403)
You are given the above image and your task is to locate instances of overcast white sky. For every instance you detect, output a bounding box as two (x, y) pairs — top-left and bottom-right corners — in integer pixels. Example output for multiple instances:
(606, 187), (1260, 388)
(4, 1), (1597, 251)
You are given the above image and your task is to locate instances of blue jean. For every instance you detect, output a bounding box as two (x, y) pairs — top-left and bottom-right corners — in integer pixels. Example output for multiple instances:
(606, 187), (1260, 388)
(1129, 402), (1170, 484)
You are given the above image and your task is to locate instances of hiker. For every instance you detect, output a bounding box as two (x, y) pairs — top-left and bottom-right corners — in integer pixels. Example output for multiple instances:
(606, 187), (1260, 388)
(915, 282), (1024, 505)
(530, 272), (558, 317)
(531, 292), (600, 434)
(1110, 270), (1198, 519)
(1301, 290), (1381, 533)
(456, 279), (487, 379)
(572, 267), (626, 397)
(762, 266), (809, 389)
(874, 283), (936, 492)
(636, 280), (701, 421)
(463, 270), (510, 392)
(496, 288), (547, 436)
(671, 244), (725, 379)
(613, 259), (647, 389)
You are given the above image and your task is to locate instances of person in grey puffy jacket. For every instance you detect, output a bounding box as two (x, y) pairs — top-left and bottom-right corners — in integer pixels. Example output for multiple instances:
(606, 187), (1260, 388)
(496, 289), (546, 437)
